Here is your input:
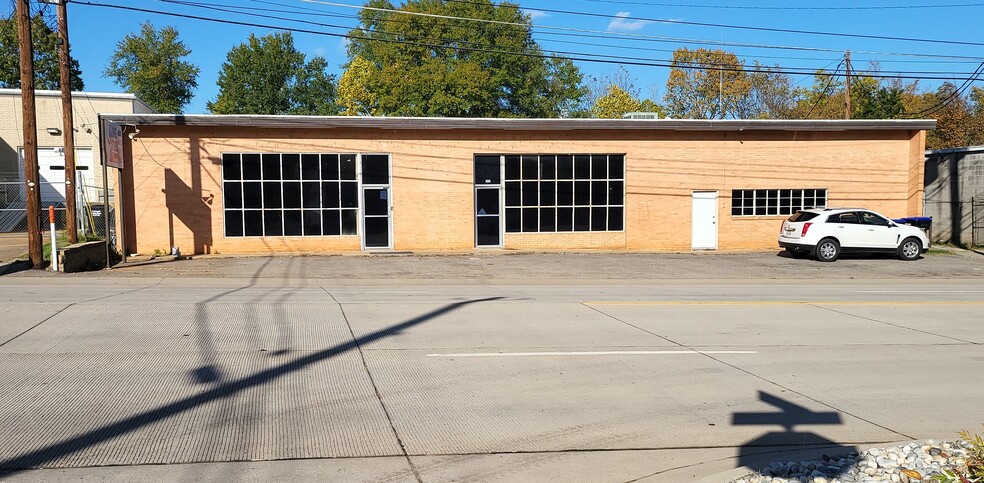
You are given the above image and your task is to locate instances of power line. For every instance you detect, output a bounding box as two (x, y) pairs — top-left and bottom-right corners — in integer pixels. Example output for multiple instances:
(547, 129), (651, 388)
(164, 0), (984, 64)
(805, 61), (844, 119)
(74, 1), (984, 82)
(153, 0), (984, 76)
(441, 0), (984, 48)
(570, 0), (984, 10)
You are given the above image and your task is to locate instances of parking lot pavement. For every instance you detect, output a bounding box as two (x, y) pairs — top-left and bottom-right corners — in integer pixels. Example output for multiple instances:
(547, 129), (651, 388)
(6, 248), (982, 281)
(0, 255), (982, 482)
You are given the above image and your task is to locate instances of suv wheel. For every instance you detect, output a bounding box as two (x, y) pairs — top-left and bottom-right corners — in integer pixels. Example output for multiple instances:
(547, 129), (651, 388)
(814, 238), (840, 262)
(898, 237), (922, 261)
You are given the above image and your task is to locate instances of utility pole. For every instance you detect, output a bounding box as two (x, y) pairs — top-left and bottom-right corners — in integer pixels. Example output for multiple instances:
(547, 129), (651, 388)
(17, 0), (43, 268)
(844, 50), (852, 120)
(55, 0), (78, 243)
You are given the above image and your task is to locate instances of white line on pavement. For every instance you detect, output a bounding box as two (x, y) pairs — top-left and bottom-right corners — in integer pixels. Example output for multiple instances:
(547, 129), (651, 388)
(856, 291), (984, 293)
(425, 350), (758, 357)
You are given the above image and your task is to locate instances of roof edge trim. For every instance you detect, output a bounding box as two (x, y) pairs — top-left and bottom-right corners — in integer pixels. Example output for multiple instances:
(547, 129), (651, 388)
(99, 114), (937, 132)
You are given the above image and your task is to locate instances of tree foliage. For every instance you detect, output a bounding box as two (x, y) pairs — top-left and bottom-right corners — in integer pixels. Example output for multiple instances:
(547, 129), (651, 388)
(664, 48), (751, 119)
(590, 84), (664, 119)
(338, 55), (377, 116)
(741, 63), (796, 119)
(905, 83), (984, 150)
(345, 0), (586, 118)
(209, 31), (339, 115)
(0, 12), (83, 90)
(105, 22), (199, 113)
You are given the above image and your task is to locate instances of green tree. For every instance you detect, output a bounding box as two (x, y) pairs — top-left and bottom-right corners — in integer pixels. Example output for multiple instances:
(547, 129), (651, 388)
(590, 84), (664, 119)
(790, 69), (845, 119)
(105, 22), (199, 113)
(741, 63), (796, 119)
(664, 48), (751, 119)
(345, 0), (586, 118)
(0, 13), (83, 90)
(854, 86), (904, 120)
(208, 31), (339, 115)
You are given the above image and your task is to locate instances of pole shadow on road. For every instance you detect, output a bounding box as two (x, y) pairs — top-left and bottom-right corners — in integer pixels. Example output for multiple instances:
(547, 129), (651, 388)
(732, 391), (858, 477)
(0, 294), (503, 474)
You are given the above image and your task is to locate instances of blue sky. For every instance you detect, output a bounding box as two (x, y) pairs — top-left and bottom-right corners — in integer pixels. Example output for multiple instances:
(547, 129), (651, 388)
(7, 0), (983, 114)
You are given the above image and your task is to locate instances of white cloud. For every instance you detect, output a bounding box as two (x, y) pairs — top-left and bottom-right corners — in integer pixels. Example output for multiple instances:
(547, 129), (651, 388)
(522, 9), (549, 21)
(607, 12), (649, 33)
(314, 47), (326, 57)
(337, 38), (350, 56)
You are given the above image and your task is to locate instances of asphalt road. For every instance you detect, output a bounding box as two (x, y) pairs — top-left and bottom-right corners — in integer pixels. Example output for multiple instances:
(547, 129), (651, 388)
(0, 255), (982, 482)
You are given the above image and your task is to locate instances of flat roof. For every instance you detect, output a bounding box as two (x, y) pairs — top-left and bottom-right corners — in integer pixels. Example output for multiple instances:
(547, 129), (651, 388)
(99, 114), (936, 132)
(1, 88), (156, 113)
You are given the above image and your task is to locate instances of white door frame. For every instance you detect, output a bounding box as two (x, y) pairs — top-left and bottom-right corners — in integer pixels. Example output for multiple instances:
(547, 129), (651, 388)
(358, 154), (393, 250)
(691, 191), (719, 250)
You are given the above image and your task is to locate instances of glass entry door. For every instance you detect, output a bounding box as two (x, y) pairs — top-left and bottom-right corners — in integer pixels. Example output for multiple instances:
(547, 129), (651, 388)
(361, 154), (391, 250)
(475, 187), (501, 247)
(362, 187), (390, 248)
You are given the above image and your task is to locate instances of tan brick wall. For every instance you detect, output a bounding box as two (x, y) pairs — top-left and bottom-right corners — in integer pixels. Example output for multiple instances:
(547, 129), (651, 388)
(123, 126), (925, 255)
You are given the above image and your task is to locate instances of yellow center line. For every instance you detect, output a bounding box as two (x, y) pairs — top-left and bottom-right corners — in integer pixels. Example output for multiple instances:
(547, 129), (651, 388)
(584, 301), (984, 306)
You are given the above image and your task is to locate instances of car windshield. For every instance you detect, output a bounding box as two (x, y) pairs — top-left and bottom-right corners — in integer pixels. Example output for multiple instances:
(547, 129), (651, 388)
(787, 211), (819, 222)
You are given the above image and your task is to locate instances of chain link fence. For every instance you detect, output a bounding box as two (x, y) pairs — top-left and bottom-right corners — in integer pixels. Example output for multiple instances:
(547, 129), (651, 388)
(974, 196), (984, 247)
(0, 176), (114, 246)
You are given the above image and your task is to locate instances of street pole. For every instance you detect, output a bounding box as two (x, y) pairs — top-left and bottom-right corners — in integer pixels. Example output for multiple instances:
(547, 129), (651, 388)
(56, 0), (78, 244)
(17, 0), (44, 268)
(845, 51), (852, 120)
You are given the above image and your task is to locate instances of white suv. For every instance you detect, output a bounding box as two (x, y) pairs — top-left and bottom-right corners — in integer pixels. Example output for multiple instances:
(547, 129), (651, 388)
(778, 208), (930, 262)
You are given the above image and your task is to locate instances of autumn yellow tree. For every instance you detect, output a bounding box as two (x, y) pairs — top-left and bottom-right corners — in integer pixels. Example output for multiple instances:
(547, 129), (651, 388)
(590, 85), (664, 119)
(663, 48), (752, 119)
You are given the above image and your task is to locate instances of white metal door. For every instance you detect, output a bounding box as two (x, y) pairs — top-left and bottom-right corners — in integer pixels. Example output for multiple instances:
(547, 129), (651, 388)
(18, 147), (95, 206)
(692, 191), (718, 250)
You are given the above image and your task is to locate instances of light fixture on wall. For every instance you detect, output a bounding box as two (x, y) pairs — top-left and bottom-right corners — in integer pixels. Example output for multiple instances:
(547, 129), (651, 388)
(46, 127), (61, 135)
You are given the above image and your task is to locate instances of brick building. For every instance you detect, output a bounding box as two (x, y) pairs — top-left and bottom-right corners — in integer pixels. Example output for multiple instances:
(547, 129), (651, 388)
(1, 89), (154, 232)
(99, 114), (933, 256)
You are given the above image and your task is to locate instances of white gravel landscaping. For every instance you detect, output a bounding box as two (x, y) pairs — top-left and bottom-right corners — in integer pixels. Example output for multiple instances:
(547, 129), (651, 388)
(731, 440), (976, 483)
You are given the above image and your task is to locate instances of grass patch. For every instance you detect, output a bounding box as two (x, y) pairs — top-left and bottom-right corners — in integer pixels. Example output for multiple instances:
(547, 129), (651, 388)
(42, 233), (104, 261)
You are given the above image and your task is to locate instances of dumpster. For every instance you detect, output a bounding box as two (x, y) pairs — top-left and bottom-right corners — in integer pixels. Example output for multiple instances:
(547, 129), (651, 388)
(893, 216), (932, 241)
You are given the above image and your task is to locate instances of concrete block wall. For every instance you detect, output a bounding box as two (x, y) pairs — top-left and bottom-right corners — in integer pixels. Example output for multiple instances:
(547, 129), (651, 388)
(123, 126), (925, 255)
(924, 148), (984, 245)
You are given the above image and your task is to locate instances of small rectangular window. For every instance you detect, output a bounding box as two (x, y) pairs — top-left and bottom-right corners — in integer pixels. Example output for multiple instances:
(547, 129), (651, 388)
(732, 188), (828, 217)
(362, 154), (389, 184)
(522, 155), (538, 181)
(262, 154), (281, 180)
(591, 155), (607, 179)
(302, 154), (321, 181)
(242, 154), (262, 180)
(223, 154), (241, 180)
(321, 154), (340, 181)
(340, 154), (356, 180)
(475, 155), (501, 185)
(505, 155), (521, 180)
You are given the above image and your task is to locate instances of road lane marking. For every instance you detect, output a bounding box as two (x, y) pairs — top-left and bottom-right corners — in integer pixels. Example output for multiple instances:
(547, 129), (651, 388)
(426, 350), (757, 357)
(856, 290), (984, 293)
(584, 301), (984, 306)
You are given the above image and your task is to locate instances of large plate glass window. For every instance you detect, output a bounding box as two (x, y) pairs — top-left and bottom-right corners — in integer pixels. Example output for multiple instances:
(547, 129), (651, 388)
(730, 188), (827, 216)
(222, 153), (359, 237)
(500, 154), (624, 233)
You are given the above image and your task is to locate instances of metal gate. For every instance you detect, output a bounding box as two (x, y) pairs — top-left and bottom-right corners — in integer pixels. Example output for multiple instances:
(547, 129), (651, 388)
(973, 196), (984, 247)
